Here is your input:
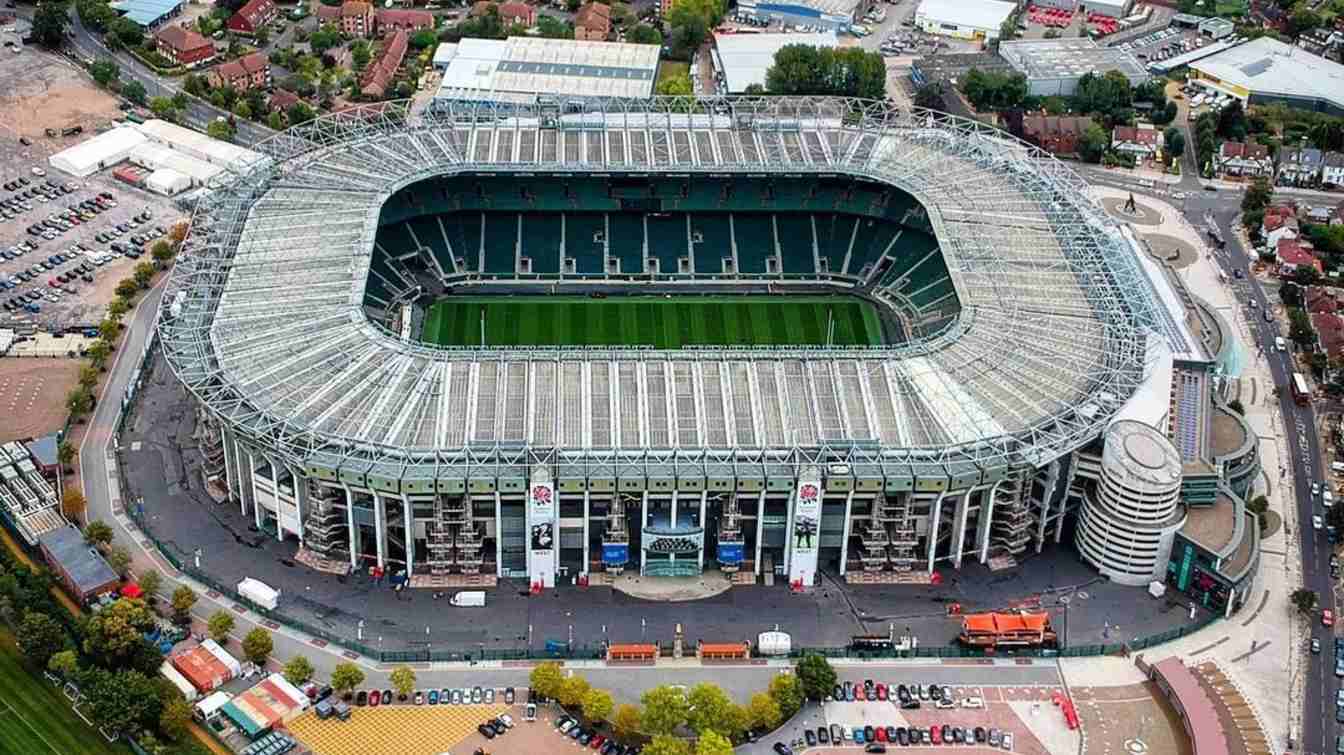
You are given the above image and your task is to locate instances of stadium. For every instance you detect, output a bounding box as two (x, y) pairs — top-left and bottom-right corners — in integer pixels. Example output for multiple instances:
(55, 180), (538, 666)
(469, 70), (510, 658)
(158, 97), (1257, 608)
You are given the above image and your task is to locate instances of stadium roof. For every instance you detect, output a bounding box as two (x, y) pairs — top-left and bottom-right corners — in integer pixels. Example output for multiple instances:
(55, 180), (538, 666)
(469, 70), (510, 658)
(436, 37), (659, 104)
(109, 0), (181, 27)
(1189, 37), (1344, 107)
(159, 97), (1172, 479)
(915, 0), (1016, 31)
(712, 32), (837, 93)
(998, 38), (1148, 85)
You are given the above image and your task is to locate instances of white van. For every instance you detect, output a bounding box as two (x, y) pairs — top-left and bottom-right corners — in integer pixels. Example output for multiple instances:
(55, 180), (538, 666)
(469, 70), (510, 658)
(1330, 462), (1344, 475)
(1275, 336), (1286, 351)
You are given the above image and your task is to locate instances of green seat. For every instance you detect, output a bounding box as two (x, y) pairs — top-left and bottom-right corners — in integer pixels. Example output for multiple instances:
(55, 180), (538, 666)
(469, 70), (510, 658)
(692, 213), (732, 274)
(481, 213), (517, 275)
(646, 213), (687, 276)
(775, 214), (816, 275)
(729, 213), (772, 274)
(607, 212), (645, 275)
(520, 212), (562, 275)
(564, 212), (607, 276)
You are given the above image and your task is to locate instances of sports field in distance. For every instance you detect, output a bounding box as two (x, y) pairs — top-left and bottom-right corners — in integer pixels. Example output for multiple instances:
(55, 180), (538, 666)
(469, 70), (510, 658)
(0, 634), (124, 754)
(422, 296), (885, 348)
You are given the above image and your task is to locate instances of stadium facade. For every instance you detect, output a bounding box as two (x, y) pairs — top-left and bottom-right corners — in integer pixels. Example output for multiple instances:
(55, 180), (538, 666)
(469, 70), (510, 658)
(160, 97), (1258, 612)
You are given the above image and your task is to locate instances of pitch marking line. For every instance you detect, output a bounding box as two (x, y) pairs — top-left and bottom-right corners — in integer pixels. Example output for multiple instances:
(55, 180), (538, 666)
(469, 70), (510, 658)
(0, 699), (63, 754)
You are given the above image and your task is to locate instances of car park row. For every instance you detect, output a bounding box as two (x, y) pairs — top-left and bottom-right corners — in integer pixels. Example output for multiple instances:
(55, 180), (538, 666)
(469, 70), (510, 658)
(556, 713), (641, 755)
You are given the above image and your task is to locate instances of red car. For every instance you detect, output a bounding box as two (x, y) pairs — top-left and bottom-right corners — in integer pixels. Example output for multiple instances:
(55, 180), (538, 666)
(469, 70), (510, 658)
(930, 725), (940, 744)
(589, 735), (605, 750)
(855, 686), (865, 701)
(876, 683), (887, 701)
(875, 726), (887, 742)
(1325, 609), (1335, 627)
(368, 689), (381, 707)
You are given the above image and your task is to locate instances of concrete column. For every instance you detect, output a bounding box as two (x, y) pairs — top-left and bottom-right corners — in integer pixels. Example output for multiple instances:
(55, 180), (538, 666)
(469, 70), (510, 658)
(926, 491), (946, 573)
(669, 490), (678, 570)
(838, 490), (854, 576)
(697, 491), (707, 571)
(373, 494), (387, 569)
(402, 494), (414, 577)
(754, 491), (766, 577)
(640, 491), (649, 575)
(582, 491), (591, 578)
(342, 483), (358, 570)
(247, 451), (264, 530)
(951, 490), (973, 569)
(495, 491), (503, 578)
(976, 481), (1001, 565)
(289, 465), (305, 547)
(220, 425), (235, 504)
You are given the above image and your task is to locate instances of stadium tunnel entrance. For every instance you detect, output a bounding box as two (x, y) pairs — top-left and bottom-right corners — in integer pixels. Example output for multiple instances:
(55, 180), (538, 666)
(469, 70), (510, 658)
(362, 173), (962, 348)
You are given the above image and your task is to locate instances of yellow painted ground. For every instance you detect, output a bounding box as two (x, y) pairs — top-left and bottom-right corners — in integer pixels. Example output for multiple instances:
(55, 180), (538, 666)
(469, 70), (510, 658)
(288, 703), (510, 755)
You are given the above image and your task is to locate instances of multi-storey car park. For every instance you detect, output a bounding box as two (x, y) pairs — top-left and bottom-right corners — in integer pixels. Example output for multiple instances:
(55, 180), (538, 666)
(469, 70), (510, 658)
(157, 97), (1261, 615)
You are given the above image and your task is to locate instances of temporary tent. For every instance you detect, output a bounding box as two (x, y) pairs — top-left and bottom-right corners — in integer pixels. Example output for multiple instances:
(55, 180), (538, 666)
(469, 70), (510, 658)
(220, 674), (310, 737)
(48, 127), (146, 177)
(146, 168), (192, 196)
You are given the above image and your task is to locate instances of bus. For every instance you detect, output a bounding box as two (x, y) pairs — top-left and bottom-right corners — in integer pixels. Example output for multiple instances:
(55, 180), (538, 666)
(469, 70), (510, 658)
(1292, 372), (1311, 404)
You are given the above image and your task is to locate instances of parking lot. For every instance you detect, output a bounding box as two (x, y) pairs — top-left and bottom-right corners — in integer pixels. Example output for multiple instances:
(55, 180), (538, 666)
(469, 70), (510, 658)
(1115, 26), (1210, 67)
(289, 701), (512, 755)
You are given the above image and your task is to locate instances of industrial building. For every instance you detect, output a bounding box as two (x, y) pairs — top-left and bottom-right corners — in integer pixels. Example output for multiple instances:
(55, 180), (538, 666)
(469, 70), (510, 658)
(0, 442), (65, 546)
(910, 53), (1015, 89)
(998, 38), (1149, 97)
(37, 527), (120, 604)
(157, 95), (1259, 614)
(432, 37), (659, 108)
(733, 0), (863, 33)
(1189, 37), (1344, 116)
(710, 32), (838, 94)
(913, 0), (1017, 42)
(1080, 0), (1132, 18)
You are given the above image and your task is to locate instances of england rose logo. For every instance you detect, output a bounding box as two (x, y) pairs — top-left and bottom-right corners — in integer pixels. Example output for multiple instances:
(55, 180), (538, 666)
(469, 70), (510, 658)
(532, 485), (552, 505)
(799, 484), (818, 501)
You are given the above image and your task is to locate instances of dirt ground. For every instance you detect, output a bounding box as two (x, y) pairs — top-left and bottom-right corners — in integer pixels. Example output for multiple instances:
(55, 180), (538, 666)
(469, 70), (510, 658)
(0, 48), (122, 141)
(0, 356), (81, 442)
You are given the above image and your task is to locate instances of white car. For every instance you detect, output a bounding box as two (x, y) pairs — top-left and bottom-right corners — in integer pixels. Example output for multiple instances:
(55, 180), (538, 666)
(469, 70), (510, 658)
(499, 714), (514, 728)
(1314, 482), (1323, 497)
(524, 703), (537, 722)
(1314, 515), (1324, 530)
(558, 719), (575, 733)
(961, 696), (985, 709)
(1326, 491), (1336, 508)
(1002, 732), (1014, 750)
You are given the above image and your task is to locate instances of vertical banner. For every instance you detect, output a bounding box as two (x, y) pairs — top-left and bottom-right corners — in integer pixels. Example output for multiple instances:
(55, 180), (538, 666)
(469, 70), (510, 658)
(527, 480), (557, 588)
(788, 477), (821, 587)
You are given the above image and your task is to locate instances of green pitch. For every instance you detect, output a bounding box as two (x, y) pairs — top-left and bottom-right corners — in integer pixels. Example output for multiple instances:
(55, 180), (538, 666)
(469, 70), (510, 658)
(422, 296), (886, 348)
(0, 633), (125, 755)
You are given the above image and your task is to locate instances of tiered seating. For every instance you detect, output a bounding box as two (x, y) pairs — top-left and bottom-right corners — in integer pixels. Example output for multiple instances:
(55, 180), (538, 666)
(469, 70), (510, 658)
(481, 214), (517, 275)
(607, 212), (646, 275)
(565, 213), (607, 275)
(646, 213), (687, 275)
(848, 218), (899, 279)
(376, 222), (416, 260)
(406, 217), (455, 274)
(815, 214), (856, 276)
(692, 213), (732, 274)
(775, 214), (816, 275)
(729, 213), (772, 274)
(520, 212), (562, 274)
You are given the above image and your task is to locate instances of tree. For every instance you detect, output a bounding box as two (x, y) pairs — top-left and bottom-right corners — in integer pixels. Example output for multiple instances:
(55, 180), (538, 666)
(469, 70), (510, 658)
(913, 81), (946, 111)
(1217, 99), (1248, 140)
(241, 627), (273, 665)
(91, 59), (121, 88)
(764, 45), (884, 100)
(61, 489), (87, 520)
(390, 664), (416, 699)
(159, 697), (193, 741)
(84, 598), (155, 665)
(114, 278), (139, 299)
(612, 704), (642, 740)
(1289, 308), (1315, 349)
(87, 339), (112, 370)
(1078, 123), (1109, 163)
(687, 683), (739, 738)
(268, 110), (285, 130)
(137, 569), (161, 601)
(32, 1), (69, 49)
(1164, 127), (1185, 158)
(666, 6), (709, 60)
(529, 661), (564, 700)
(66, 387), (93, 418)
(627, 23), (662, 45)
(1328, 494), (1344, 533)
(351, 41), (371, 72)
(1292, 587), (1318, 615)
(1242, 176), (1272, 214)
(232, 100), (252, 120)
(767, 673), (803, 720)
(641, 685), (690, 736)
(151, 240), (175, 265)
(170, 585), (197, 624)
(644, 735), (691, 755)
(960, 68), (1029, 111)
(695, 731), (733, 755)
(48, 649), (79, 679)
(657, 72), (692, 97)
(99, 317), (122, 342)
(57, 441), (76, 470)
(207, 610), (235, 643)
(308, 26), (342, 53)
(410, 28), (439, 48)
(282, 655), (315, 685)
(105, 546), (131, 577)
(795, 654), (836, 701)
(83, 519), (114, 547)
(121, 79), (147, 106)
(149, 96), (178, 122)
(582, 687), (614, 723)
(17, 611), (67, 668)
(286, 101), (316, 126)
(206, 119), (235, 141)
(331, 662), (365, 695)
(1247, 494), (1270, 529)
(746, 691), (781, 733)
(83, 668), (162, 734)
(558, 674), (591, 708)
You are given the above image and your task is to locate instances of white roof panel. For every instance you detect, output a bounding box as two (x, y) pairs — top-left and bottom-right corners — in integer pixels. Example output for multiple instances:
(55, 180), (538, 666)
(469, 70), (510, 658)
(436, 36), (658, 102)
(1190, 37), (1344, 108)
(48, 127), (147, 178)
(915, 0), (1016, 31)
(713, 32), (838, 93)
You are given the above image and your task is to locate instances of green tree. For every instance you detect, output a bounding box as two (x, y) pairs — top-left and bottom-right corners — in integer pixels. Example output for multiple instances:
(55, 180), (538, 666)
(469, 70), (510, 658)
(232, 100), (252, 120)
(746, 691), (781, 733)
(308, 26), (342, 53)
(657, 72), (692, 97)
(612, 703), (642, 739)
(644, 735), (691, 755)
(331, 661), (365, 695)
(105, 546), (131, 577)
(767, 672), (803, 720)
(206, 119), (235, 141)
(687, 683), (738, 738)
(57, 440), (76, 469)
(83, 668), (163, 734)
(627, 23), (662, 45)
(666, 4), (710, 59)
(1289, 307), (1315, 349)
(47, 649), (79, 679)
(582, 687), (614, 723)
(286, 101), (316, 126)
(136, 570), (161, 602)
(960, 67), (1029, 111)
(557, 674), (591, 708)
(84, 598), (155, 665)
(78, 365), (99, 391)
(114, 278), (139, 299)
(268, 110), (285, 130)
(1217, 99), (1249, 140)
(351, 41), (371, 72)
(1078, 123), (1109, 163)
(207, 610), (235, 643)
(1292, 587), (1318, 615)
(149, 96), (177, 121)
(66, 386), (93, 418)
(390, 664), (416, 699)
(695, 731), (733, 755)
(86, 339), (112, 370)
(159, 696), (193, 741)
(1242, 176), (1273, 214)
(83, 519), (113, 547)
(529, 661), (564, 700)
(99, 317), (122, 341)
(241, 627), (273, 665)
(1328, 494), (1344, 532)
(170, 585), (197, 623)
(410, 28), (439, 48)
(280, 655), (315, 685)
(17, 611), (67, 668)
(91, 59), (121, 87)
(794, 654), (836, 701)
(1164, 127), (1185, 158)
(32, 1), (69, 49)
(641, 685), (690, 736)
(151, 240), (175, 265)
(764, 44), (884, 99)
(110, 16), (144, 48)
(913, 81), (946, 111)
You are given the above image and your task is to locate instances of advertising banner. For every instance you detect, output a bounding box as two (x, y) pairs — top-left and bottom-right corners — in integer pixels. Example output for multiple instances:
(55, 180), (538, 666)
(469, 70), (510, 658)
(527, 481), (557, 588)
(716, 542), (744, 566)
(788, 477), (821, 586)
(601, 544), (629, 566)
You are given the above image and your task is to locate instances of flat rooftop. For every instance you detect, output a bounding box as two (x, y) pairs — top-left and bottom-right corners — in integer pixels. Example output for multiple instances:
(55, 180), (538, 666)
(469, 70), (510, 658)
(1210, 407), (1248, 457)
(1191, 37), (1344, 107)
(436, 37), (660, 102)
(746, 0), (861, 18)
(999, 38), (1148, 83)
(1221, 513), (1257, 580)
(713, 32), (838, 93)
(1180, 492), (1237, 556)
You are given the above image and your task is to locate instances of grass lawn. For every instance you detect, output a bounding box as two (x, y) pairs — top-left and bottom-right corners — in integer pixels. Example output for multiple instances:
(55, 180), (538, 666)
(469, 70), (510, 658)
(657, 61), (691, 88)
(0, 634), (125, 755)
(422, 295), (885, 348)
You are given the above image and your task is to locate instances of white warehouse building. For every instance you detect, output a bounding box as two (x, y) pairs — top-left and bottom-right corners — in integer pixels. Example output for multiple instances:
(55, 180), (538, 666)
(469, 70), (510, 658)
(914, 0), (1017, 42)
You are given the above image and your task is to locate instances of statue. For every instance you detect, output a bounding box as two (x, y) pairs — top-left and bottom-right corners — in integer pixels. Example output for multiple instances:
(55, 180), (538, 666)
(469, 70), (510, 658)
(1124, 193), (1137, 214)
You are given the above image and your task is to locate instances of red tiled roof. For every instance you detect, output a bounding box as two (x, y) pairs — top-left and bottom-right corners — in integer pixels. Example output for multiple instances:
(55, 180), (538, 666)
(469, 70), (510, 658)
(1220, 141), (1269, 160)
(575, 1), (611, 29)
(232, 0), (274, 26)
(1278, 238), (1320, 269)
(1315, 312), (1344, 358)
(1112, 126), (1160, 146)
(377, 8), (434, 26)
(361, 28), (408, 96)
(1021, 115), (1093, 137)
(154, 24), (211, 53)
(316, 4), (339, 21)
(268, 89), (301, 111)
(212, 51), (269, 82)
(498, 1), (532, 19)
(342, 0), (372, 17)
(1307, 286), (1341, 314)
(471, 0), (494, 16)
(1148, 658), (1229, 755)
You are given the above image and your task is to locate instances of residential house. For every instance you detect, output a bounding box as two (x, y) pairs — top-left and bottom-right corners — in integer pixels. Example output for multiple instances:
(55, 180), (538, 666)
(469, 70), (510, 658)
(268, 89), (302, 114)
(208, 51), (271, 92)
(315, 3), (339, 23)
(1277, 237), (1323, 277)
(1111, 126), (1162, 159)
(1323, 152), (1344, 187)
(361, 28), (408, 98)
(1216, 141), (1272, 177)
(1261, 204), (1300, 248)
(1278, 146), (1324, 186)
(376, 8), (434, 35)
(337, 0), (376, 38)
(154, 24), (215, 67)
(226, 0), (277, 35)
(574, 2), (611, 41)
(1020, 116), (1094, 157)
(497, 1), (535, 26)
(1313, 312), (1344, 360)
(1307, 285), (1343, 315)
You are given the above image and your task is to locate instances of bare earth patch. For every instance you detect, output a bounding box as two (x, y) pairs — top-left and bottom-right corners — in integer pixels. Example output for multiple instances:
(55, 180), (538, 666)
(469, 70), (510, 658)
(0, 357), (81, 442)
(0, 50), (122, 140)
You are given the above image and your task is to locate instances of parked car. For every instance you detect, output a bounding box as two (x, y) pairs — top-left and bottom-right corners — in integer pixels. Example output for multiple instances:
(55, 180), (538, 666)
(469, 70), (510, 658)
(381, 689), (392, 705)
